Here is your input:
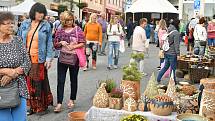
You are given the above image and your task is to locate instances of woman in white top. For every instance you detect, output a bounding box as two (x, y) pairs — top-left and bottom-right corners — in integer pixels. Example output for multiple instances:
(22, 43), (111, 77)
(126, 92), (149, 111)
(107, 16), (123, 69)
(193, 17), (207, 56)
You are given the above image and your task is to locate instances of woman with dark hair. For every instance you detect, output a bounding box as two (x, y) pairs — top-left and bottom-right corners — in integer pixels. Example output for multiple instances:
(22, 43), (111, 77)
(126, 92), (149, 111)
(53, 11), (85, 112)
(18, 3), (54, 115)
(0, 12), (31, 121)
(157, 18), (180, 83)
(193, 17), (207, 56)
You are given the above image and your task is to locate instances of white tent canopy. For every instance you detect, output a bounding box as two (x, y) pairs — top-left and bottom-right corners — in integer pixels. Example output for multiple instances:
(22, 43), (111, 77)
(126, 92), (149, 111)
(126, 0), (178, 13)
(8, 0), (58, 16)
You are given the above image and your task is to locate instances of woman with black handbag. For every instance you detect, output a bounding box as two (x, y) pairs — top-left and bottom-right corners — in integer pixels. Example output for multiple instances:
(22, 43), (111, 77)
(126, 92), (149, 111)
(193, 17), (207, 56)
(17, 3), (54, 115)
(0, 12), (31, 121)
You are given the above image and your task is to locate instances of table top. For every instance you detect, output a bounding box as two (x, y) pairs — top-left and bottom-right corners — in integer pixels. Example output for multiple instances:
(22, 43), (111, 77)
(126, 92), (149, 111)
(85, 106), (177, 121)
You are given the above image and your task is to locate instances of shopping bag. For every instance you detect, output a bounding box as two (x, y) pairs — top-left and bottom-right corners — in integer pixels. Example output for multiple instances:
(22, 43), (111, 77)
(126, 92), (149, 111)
(119, 39), (125, 53)
(75, 48), (86, 68)
(161, 61), (171, 78)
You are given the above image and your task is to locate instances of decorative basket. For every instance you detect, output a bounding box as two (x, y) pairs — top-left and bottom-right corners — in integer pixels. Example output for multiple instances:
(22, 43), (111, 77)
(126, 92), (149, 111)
(123, 97), (137, 112)
(199, 89), (215, 121)
(150, 95), (174, 116)
(109, 97), (123, 110)
(177, 113), (208, 121)
(68, 112), (86, 121)
(93, 83), (109, 108)
(138, 95), (151, 111)
(189, 68), (210, 83)
(120, 80), (140, 101)
(200, 78), (215, 89)
(176, 96), (199, 114)
(177, 60), (189, 70)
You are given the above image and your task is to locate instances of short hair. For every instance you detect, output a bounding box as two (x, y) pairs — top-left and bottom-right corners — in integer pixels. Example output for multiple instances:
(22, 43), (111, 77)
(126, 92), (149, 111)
(172, 18), (180, 30)
(29, 2), (47, 20)
(199, 17), (206, 24)
(60, 11), (75, 27)
(139, 18), (147, 25)
(0, 12), (14, 25)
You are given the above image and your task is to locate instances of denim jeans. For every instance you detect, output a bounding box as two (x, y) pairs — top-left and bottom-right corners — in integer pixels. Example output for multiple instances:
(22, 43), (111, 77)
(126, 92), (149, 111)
(194, 41), (205, 56)
(0, 97), (27, 121)
(108, 41), (120, 66)
(100, 33), (107, 53)
(208, 38), (215, 46)
(157, 54), (177, 82)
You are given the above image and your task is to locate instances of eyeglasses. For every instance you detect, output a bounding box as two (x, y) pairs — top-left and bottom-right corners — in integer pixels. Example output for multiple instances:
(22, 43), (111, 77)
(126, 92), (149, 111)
(1, 22), (15, 26)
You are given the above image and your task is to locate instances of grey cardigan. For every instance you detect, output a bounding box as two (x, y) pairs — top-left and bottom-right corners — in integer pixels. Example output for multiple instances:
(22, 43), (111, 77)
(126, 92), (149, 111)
(165, 25), (180, 56)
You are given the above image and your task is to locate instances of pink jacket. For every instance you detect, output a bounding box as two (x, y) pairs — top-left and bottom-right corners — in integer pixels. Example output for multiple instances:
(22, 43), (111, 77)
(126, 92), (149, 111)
(207, 21), (215, 39)
(158, 28), (167, 48)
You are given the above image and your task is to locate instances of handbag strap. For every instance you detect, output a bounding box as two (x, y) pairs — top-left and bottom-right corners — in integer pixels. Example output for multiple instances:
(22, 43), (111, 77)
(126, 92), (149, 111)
(28, 21), (41, 54)
(76, 26), (78, 42)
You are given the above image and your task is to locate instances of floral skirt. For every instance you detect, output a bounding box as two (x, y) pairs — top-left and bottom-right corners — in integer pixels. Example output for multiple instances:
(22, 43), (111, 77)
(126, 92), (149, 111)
(26, 63), (53, 113)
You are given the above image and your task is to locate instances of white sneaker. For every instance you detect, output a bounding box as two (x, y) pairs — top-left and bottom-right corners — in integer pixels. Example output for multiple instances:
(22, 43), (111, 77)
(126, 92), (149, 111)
(113, 65), (118, 69)
(83, 67), (88, 71)
(142, 72), (148, 76)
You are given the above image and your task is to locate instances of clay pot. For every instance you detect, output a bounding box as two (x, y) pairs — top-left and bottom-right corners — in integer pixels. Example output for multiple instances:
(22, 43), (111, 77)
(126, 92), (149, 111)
(120, 80), (140, 101)
(109, 97), (123, 110)
(68, 112), (86, 121)
(200, 89), (215, 121)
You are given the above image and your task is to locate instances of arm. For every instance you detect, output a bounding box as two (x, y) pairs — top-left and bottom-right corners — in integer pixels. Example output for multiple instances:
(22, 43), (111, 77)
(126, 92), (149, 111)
(46, 23), (54, 62)
(203, 28), (207, 41)
(54, 29), (63, 49)
(117, 24), (124, 35)
(107, 24), (113, 36)
(207, 24), (214, 33)
(174, 32), (180, 56)
(193, 26), (198, 40)
(84, 23), (87, 37)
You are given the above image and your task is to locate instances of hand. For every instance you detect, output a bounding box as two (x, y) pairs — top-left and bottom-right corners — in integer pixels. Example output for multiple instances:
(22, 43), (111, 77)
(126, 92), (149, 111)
(59, 41), (69, 46)
(4, 68), (19, 79)
(0, 75), (13, 86)
(44, 61), (52, 70)
(67, 44), (75, 51)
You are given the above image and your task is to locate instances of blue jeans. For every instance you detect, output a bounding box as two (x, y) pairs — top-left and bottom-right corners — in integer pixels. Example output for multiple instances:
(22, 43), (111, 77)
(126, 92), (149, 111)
(157, 54), (177, 82)
(208, 38), (215, 46)
(0, 97), (27, 121)
(108, 41), (120, 66)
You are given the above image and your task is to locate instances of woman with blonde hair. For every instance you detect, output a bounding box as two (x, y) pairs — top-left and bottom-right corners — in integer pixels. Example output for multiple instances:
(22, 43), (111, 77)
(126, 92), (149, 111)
(107, 15), (123, 69)
(84, 13), (102, 70)
(157, 19), (168, 70)
(53, 11), (85, 112)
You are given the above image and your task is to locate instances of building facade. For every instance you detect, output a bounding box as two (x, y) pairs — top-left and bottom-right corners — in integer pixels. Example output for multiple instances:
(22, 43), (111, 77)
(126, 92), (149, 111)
(0, 0), (15, 10)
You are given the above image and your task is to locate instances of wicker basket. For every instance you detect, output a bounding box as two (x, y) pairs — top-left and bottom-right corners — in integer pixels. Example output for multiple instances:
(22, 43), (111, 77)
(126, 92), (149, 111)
(68, 112), (86, 121)
(177, 60), (189, 70)
(189, 68), (210, 83)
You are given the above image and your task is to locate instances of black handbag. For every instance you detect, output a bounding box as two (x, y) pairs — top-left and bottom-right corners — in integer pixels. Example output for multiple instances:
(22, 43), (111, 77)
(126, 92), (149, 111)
(199, 41), (207, 46)
(0, 81), (20, 109)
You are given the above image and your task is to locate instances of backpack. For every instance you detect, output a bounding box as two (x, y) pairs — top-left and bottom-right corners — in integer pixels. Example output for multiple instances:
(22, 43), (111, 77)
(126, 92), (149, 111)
(162, 30), (177, 51)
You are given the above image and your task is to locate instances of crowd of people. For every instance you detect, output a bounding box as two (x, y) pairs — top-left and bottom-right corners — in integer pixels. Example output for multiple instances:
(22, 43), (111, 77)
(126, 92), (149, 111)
(0, 1), (215, 121)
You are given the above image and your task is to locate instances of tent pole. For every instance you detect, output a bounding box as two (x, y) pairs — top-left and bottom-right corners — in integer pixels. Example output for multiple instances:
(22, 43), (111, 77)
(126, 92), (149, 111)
(133, 13), (135, 22)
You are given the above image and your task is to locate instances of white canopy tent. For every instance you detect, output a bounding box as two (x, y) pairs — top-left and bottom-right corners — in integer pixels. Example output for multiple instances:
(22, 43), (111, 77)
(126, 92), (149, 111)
(7, 0), (58, 16)
(126, 0), (178, 13)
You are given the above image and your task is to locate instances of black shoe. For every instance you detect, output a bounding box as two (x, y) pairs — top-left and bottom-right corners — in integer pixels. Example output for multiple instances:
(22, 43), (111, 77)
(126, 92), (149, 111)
(27, 109), (34, 116)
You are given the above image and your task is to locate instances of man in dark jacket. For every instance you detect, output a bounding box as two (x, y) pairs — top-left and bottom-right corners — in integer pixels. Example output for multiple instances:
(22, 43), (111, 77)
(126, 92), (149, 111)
(126, 17), (134, 47)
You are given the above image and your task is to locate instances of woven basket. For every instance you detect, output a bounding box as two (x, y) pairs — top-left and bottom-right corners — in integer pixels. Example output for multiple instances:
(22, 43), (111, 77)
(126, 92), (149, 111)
(93, 83), (109, 108)
(189, 68), (210, 83)
(200, 78), (215, 89)
(68, 112), (86, 121)
(177, 60), (189, 70)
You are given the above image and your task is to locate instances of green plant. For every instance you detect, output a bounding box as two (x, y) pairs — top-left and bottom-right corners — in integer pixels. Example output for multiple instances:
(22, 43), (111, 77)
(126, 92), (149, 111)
(131, 53), (144, 60)
(98, 79), (116, 93)
(121, 114), (148, 121)
(76, 2), (88, 9)
(58, 5), (68, 13)
(122, 63), (142, 81)
(110, 88), (123, 98)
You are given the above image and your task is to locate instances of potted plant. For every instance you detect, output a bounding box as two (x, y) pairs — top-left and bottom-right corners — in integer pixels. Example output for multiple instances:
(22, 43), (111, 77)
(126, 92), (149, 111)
(109, 88), (123, 110)
(121, 114), (148, 121)
(98, 79), (117, 95)
(120, 62), (142, 101)
(131, 53), (144, 61)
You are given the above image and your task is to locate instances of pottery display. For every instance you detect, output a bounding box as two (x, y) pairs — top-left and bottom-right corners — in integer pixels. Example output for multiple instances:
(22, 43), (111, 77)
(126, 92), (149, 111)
(177, 113), (208, 121)
(93, 83), (109, 108)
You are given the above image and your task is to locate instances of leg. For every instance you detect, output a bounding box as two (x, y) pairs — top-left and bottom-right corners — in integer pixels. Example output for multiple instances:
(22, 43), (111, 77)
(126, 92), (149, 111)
(57, 61), (68, 104)
(0, 108), (13, 121)
(212, 38), (215, 46)
(85, 43), (91, 68)
(108, 42), (114, 67)
(69, 65), (79, 101)
(160, 58), (165, 66)
(101, 33), (107, 54)
(157, 55), (171, 82)
(169, 55), (177, 82)
(92, 43), (98, 68)
(208, 38), (212, 46)
(199, 45), (205, 56)
(11, 97), (27, 121)
(113, 42), (120, 66)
